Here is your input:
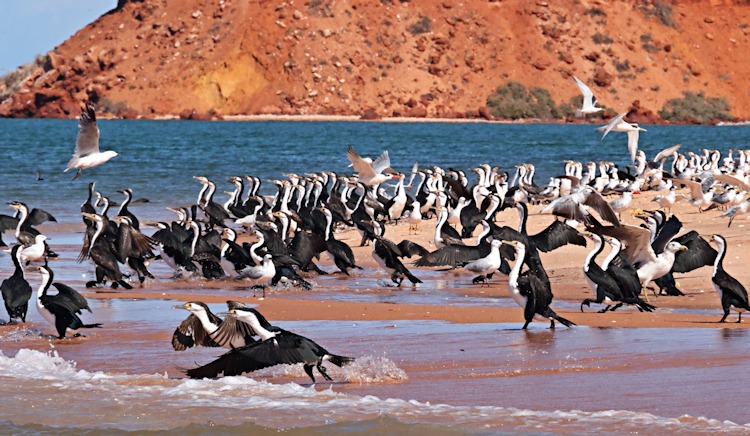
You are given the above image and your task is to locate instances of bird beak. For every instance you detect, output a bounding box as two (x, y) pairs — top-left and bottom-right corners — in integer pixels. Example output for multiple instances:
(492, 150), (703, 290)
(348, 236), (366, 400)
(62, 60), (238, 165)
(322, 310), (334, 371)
(172, 303), (189, 310)
(217, 310), (236, 317)
(679, 245), (688, 252)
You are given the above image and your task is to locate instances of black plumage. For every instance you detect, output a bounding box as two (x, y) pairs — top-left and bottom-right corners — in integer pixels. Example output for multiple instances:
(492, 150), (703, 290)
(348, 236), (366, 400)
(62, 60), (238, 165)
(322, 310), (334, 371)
(1, 245), (32, 322)
(36, 265), (101, 339)
(184, 307), (354, 382)
(710, 235), (750, 323)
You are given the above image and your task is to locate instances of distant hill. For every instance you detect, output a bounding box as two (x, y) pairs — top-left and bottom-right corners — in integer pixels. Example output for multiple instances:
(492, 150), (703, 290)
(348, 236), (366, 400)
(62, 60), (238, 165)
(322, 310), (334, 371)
(1, 0), (749, 122)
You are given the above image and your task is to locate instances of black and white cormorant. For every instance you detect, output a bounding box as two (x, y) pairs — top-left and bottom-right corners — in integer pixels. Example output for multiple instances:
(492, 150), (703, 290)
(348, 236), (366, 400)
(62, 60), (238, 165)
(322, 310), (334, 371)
(709, 234), (750, 323)
(36, 265), (102, 339)
(80, 212), (133, 289)
(1, 245), (32, 323)
(172, 301), (257, 350)
(184, 306), (355, 382)
(501, 239), (575, 329)
(580, 233), (656, 313)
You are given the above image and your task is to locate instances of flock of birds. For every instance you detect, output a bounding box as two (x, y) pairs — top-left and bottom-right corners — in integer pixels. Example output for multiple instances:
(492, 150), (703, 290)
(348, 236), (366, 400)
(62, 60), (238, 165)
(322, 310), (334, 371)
(1, 76), (750, 381)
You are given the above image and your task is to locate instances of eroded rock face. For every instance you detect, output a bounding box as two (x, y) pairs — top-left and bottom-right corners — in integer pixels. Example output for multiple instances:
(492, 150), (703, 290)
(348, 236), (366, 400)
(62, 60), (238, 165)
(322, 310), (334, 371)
(2, 0), (749, 121)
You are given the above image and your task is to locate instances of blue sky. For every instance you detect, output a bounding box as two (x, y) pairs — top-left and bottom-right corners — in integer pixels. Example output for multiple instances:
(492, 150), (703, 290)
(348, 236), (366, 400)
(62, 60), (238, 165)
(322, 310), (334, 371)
(0, 1), (116, 74)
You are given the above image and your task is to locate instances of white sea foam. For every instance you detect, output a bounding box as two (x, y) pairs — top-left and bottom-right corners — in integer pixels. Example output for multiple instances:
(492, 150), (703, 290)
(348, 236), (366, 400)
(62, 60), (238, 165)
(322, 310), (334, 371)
(0, 349), (748, 433)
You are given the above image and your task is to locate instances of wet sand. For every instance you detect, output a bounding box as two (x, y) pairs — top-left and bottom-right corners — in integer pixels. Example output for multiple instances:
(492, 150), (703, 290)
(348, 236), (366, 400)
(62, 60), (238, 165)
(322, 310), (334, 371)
(1, 190), (750, 428)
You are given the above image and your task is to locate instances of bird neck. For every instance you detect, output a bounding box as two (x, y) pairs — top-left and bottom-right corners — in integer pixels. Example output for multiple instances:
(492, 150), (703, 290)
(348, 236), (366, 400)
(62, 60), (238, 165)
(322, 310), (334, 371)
(508, 245), (526, 289)
(38, 270), (53, 299)
(244, 314), (275, 340)
(601, 240), (621, 270)
(584, 236), (604, 272)
(194, 310), (220, 334)
(713, 238), (727, 277)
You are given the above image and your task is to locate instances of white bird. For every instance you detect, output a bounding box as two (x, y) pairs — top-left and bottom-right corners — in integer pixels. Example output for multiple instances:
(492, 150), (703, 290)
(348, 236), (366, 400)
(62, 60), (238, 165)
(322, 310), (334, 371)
(19, 234), (48, 264)
(598, 113), (646, 163)
(572, 75), (603, 117)
(64, 104), (119, 180)
(347, 145), (398, 186)
(462, 239), (502, 284)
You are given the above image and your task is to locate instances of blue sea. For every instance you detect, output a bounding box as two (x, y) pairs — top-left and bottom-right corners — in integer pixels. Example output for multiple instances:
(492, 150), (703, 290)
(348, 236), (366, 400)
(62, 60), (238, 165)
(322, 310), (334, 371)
(1, 118), (749, 224)
(1, 119), (750, 434)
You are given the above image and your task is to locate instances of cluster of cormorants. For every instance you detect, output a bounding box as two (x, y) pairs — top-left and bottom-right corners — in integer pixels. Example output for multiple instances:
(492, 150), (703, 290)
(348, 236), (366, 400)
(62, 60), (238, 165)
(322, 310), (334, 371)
(1, 100), (750, 381)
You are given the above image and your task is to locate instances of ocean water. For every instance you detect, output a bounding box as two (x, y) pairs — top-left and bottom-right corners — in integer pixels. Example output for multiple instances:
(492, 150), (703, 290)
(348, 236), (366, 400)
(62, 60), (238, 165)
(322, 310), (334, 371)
(1, 119), (750, 434)
(1, 118), (749, 223)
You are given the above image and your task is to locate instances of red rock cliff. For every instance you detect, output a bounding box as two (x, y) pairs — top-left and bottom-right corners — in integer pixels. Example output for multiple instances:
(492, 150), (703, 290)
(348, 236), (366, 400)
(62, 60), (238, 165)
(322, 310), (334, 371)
(1, 0), (749, 120)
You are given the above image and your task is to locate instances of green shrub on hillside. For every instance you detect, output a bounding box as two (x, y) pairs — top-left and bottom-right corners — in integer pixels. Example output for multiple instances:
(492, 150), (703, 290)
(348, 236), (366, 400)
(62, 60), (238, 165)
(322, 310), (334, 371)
(486, 82), (561, 120)
(658, 91), (733, 123)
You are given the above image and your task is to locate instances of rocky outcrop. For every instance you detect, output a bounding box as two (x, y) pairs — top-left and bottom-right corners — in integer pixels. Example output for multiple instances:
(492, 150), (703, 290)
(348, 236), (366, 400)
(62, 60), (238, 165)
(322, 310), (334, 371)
(1, 0), (750, 121)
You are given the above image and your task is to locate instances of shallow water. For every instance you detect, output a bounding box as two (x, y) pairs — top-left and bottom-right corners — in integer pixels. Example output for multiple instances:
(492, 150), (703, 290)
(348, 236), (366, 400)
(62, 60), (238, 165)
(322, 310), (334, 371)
(1, 301), (749, 433)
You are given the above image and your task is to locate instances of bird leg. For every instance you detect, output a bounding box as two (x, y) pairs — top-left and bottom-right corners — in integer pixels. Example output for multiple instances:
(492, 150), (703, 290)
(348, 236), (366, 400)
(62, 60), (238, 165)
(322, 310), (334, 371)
(471, 275), (488, 285)
(316, 362), (333, 381)
(71, 169), (82, 181)
(549, 319), (556, 329)
(737, 312), (743, 323)
(719, 311), (729, 323)
(303, 364), (316, 383)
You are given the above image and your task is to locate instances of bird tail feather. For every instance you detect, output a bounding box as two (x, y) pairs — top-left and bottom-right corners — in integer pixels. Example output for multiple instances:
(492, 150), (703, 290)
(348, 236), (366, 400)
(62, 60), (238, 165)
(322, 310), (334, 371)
(327, 354), (355, 367)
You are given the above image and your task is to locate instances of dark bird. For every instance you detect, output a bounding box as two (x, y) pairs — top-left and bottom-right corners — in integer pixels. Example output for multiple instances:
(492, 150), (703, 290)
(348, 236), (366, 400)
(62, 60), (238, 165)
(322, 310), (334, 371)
(1, 245), (32, 323)
(35, 265), (102, 339)
(709, 234), (750, 323)
(580, 233), (656, 313)
(184, 306), (355, 382)
(502, 239), (575, 330)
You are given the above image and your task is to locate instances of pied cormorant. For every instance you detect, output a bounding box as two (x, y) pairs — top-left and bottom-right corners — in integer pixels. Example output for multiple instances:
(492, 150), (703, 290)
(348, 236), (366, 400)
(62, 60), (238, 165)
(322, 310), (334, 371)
(184, 306), (354, 382)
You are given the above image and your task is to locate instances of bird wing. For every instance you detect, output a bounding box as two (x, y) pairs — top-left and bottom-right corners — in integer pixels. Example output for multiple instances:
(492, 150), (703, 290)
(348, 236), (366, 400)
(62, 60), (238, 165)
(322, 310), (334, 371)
(396, 239), (429, 258)
(626, 130), (639, 163)
(530, 220), (586, 253)
(671, 231), (717, 273)
(209, 315), (258, 347)
(28, 208), (57, 226)
(50, 282), (92, 313)
(347, 146), (376, 179)
(713, 270), (749, 306)
(414, 243), (488, 267)
(370, 150), (392, 175)
(582, 190), (621, 226)
(73, 104), (100, 158)
(592, 222), (655, 267)
(185, 332), (319, 379)
(600, 113), (626, 140)
(651, 144), (681, 163)
(674, 179), (705, 200)
(573, 75), (596, 107)
(172, 314), (223, 351)
(714, 173), (750, 192)
(0, 215), (19, 233)
(651, 214), (682, 255)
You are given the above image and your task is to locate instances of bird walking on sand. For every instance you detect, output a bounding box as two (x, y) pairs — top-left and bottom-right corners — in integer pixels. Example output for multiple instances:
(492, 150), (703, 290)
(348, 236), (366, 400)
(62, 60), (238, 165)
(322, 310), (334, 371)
(65, 103), (119, 181)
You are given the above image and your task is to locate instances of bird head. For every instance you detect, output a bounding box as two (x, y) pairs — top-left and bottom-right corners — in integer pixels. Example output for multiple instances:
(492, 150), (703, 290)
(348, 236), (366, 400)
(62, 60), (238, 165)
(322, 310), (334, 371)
(173, 301), (208, 313)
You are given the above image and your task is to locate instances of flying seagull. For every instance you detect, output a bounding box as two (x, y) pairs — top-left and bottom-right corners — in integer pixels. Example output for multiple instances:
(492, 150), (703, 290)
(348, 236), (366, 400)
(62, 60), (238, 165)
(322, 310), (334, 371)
(599, 112), (646, 163)
(64, 103), (119, 181)
(572, 75), (602, 117)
